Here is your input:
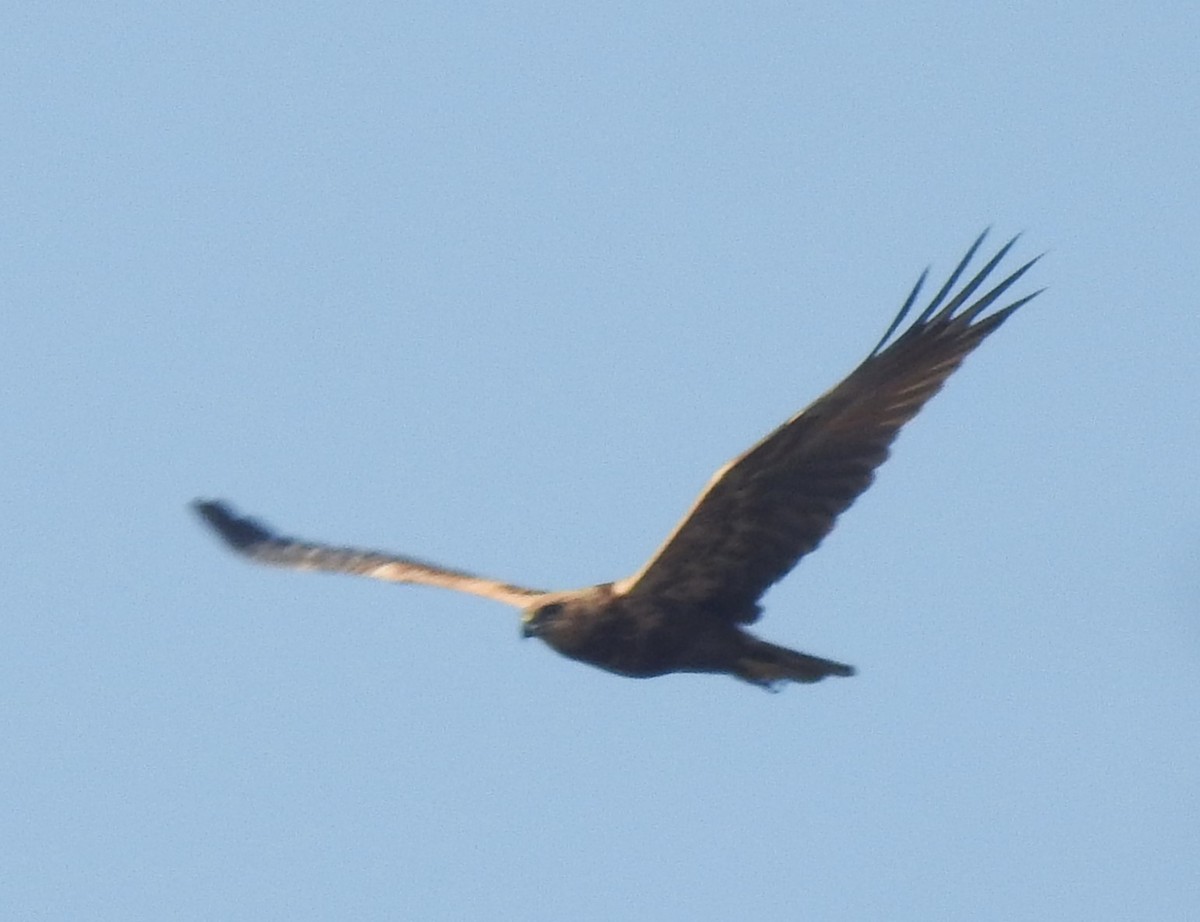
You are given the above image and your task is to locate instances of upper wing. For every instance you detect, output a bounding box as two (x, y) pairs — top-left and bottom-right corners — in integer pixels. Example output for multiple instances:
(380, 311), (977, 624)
(615, 230), (1043, 622)
(192, 500), (547, 609)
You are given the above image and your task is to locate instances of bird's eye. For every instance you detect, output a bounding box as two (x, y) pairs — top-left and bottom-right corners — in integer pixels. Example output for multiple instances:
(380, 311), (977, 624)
(538, 602), (564, 619)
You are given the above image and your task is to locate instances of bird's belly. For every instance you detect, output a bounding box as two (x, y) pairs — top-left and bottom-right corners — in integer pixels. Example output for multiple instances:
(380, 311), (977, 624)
(546, 606), (735, 679)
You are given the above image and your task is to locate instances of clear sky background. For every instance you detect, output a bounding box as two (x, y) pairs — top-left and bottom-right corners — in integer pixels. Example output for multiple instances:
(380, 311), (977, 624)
(4, 4), (1198, 919)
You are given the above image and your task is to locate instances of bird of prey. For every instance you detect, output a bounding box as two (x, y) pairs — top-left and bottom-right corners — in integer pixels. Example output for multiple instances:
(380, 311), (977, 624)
(194, 230), (1041, 689)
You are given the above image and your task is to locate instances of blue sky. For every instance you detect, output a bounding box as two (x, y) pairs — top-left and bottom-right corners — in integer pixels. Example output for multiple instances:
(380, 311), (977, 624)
(4, 3), (1198, 919)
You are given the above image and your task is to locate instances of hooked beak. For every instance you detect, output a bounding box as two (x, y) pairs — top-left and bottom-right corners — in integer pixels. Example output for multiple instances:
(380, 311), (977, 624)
(520, 611), (539, 639)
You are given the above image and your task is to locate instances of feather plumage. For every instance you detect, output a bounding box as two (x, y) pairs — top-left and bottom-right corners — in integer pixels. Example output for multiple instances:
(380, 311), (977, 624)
(194, 231), (1042, 689)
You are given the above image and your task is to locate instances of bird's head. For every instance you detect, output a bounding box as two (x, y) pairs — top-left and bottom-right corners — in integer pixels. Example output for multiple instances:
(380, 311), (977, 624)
(520, 600), (566, 639)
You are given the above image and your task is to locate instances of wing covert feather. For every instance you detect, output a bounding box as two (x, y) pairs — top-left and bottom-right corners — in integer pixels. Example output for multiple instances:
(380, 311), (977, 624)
(192, 500), (546, 609)
(616, 231), (1042, 622)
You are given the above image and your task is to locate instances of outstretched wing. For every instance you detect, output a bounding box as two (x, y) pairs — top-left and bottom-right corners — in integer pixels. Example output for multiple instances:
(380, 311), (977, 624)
(615, 230), (1042, 622)
(192, 500), (547, 609)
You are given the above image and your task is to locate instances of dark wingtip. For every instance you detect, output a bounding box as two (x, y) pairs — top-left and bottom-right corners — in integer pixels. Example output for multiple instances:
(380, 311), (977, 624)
(868, 267), (929, 357)
(191, 499), (272, 550)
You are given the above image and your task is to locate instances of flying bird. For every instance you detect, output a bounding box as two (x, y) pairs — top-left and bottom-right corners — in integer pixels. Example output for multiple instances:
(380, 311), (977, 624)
(194, 230), (1041, 689)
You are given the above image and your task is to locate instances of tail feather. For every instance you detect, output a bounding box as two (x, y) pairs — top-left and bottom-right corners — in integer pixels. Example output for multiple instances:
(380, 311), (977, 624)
(735, 638), (855, 690)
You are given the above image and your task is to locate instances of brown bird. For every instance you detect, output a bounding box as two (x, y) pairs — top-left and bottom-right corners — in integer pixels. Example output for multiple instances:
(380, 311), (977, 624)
(194, 230), (1041, 689)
